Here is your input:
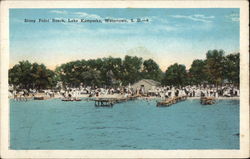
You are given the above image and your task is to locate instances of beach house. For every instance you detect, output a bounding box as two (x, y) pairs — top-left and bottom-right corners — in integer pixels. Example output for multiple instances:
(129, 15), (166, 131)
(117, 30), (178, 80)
(130, 79), (161, 93)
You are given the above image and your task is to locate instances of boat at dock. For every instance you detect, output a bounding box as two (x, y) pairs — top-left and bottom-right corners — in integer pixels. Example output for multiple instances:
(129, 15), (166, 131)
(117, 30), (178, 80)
(200, 97), (216, 105)
(62, 98), (74, 102)
(156, 96), (187, 107)
(94, 98), (114, 107)
(62, 98), (82, 102)
(34, 96), (50, 100)
(94, 95), (139, 107)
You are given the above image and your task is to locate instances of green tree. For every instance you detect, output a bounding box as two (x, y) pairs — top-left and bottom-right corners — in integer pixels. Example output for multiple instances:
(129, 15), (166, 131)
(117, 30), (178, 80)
(87, 58), (103, 71)
(9, 60), (33, 88)
(30, 63), (56, 89)
(223, 53), (239, 85)
(188, 59), (207, 85)
(102, 57), (123, 86)
(204, 49), (225, 86)
(122, 55), (143, 85)
(56, 59), (104, 87)
(57, 62), (76, 86)
(9, 61), (56, 89)
(162, 63), (187, 86)
(81, 69), (102, 86)
(141, 59), (163, 81)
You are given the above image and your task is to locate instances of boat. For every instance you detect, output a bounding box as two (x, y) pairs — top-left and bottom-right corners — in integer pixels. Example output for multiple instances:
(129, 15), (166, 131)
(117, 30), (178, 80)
(74, 98), (82, 101)
(200, 97), (216, 105)
(34, 96), (44, 100)
(62, 98), (82, 101)
(62, 98), (74, 102)
(156, 95), (187, 107)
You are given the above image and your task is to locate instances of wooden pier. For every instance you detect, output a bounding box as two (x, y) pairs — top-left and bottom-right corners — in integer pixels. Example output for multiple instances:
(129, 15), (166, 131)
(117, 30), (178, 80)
(156, 96), (187, 107)
(15, 96), (33, 101)
(34, 96), (50, 100)
(200, 97), (216, 105)
(94, 95), (139, 107)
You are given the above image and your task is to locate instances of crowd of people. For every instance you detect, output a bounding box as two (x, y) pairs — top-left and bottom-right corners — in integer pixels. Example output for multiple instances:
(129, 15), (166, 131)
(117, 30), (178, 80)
(150, 85), (240, 99)
(9, 84), (239, 101)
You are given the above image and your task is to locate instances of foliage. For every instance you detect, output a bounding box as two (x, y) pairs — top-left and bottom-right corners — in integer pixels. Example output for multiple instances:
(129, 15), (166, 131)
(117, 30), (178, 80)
(141, 59), (163, 82)
(122, 55), (143, 85)
(9, 61), (56, 89)
(162, 63), (187, 86)
(102, 57), (123, 86)
(188, 59), (207, 85)
(9, 60), (32, 88)
(56, 56), (141, 86)
(204, 49), (225, 85)
(223, 53), (239, 85)
(9, 50), (240, 89)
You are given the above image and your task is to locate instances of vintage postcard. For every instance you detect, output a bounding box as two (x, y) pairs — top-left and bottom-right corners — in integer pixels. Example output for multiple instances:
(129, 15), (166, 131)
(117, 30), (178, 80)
(0, 0), (249, 158)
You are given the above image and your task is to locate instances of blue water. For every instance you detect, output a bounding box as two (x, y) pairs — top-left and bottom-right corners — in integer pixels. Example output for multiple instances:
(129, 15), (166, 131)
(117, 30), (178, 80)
(10, 99), (239, 149)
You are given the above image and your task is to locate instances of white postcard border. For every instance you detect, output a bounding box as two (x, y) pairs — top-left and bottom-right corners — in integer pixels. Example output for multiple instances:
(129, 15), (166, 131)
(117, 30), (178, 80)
(0, 1), (249, 158)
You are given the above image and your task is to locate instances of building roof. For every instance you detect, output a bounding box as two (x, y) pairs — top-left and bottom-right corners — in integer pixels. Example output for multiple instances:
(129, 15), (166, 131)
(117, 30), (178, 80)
(132, 79), (161, 86)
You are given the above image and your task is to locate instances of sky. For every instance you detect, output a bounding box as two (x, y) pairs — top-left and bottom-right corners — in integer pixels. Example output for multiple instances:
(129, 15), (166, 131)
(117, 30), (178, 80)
(9, 8), (239, 71)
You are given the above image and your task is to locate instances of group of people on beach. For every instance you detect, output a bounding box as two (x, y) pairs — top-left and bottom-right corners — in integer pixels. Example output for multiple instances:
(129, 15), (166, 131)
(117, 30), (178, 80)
(152, 85), (239, 99)
(9, 83), (239, 101)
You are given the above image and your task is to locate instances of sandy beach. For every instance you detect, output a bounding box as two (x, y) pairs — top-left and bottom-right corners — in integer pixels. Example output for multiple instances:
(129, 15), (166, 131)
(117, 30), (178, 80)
(9, 92), (240, 101)
(187, 96), (239, 100)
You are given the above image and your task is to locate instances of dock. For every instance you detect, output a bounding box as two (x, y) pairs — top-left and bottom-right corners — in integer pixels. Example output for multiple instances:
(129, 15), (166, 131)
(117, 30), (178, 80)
(94, 95), (139, 107)
(14, 96), (33, 101)
(200, 97), (216, 105)
(34, 96), (50, 100)
(156, 96), (187, 107)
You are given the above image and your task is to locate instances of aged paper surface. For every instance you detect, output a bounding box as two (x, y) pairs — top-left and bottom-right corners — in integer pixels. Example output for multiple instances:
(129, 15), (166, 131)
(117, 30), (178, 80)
(0, 0), (249, 158)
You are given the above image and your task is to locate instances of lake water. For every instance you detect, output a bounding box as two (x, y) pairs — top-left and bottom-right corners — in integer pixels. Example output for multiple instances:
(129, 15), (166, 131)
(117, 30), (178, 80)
(10, 98), (239, 149)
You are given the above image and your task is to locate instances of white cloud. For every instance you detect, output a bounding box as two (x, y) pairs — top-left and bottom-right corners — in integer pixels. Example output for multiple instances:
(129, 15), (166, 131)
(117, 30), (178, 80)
(50, 10), (68, 14)
(193, 14), (214, 19)
(74, 12), (101, 19)
(170, 14), (213, 23)
(225, 13), (239, 22)
(74, 12), (155, 25)
(47, 11), (187, 35)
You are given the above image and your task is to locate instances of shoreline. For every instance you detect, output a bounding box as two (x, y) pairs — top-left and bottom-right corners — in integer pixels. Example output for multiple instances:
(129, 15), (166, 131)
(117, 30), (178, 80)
(186, 96), (239, 100)
(8, 94), (240, 100)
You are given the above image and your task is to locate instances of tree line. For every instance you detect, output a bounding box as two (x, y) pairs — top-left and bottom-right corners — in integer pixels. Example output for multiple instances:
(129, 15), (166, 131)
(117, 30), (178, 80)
(9, 49), (239, 89)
